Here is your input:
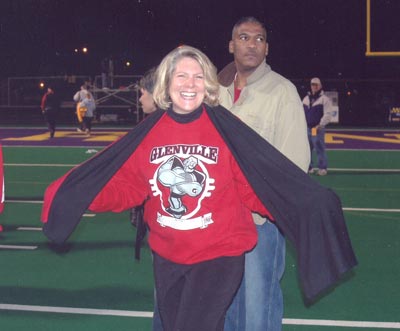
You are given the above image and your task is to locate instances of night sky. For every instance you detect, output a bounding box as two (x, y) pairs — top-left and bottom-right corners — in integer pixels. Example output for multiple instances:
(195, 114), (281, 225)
(1, 0), (399, 80)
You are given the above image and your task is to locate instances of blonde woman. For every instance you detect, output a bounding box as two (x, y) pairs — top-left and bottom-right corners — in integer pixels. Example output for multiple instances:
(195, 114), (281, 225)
(42, 46), (356, 331)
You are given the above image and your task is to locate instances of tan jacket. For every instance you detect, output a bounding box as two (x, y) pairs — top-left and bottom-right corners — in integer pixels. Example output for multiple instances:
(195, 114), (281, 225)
(218, 61), (310, 224)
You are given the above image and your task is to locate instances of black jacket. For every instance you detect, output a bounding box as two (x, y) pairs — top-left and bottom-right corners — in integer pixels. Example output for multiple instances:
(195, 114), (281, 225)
(42, 104), (357, 302)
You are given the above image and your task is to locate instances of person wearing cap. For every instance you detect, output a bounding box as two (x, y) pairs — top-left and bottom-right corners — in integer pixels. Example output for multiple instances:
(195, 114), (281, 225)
(302, 77), (334, 176)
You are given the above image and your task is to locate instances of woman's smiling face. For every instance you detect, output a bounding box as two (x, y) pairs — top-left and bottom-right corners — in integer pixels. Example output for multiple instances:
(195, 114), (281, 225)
(169, 56), (206, 114)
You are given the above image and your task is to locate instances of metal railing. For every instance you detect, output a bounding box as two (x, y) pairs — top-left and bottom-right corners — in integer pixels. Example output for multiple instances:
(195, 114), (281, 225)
(1, 75), (145, 125)
(1, 76), (400, 127)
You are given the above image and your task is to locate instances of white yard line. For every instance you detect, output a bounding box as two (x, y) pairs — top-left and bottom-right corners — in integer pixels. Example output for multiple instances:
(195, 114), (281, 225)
(0, 304), (399, 328)
(5, 200), (43, 204)
(0, 304), (153, 318)
(343, 207), (400, 213)
(5, 163), (76, 167)
(6, 163), (400, 172)
(283, 318), (400, 328)
(329, 167), (400, 172)
(17, 227), (42, 231)
(0, 245), (38, 250)
(6, 198), (400, 213)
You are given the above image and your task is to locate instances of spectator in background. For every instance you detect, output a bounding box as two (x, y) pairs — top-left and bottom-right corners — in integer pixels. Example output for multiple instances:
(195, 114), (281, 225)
(130, 68), (157, 231)
(303, 77), (333, 176)
(78, 93), (96, 136)
(40, 86), (59, 138)
(133, 67), (161, 331)
(218, 16), (309, 331)
(73, 84), (94, 132)
(137, 67), (157, 114)
(73, 84), (93, 104)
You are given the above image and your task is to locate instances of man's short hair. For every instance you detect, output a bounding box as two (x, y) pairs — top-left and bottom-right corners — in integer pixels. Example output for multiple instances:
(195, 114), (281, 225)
(232, 16), (267, 39)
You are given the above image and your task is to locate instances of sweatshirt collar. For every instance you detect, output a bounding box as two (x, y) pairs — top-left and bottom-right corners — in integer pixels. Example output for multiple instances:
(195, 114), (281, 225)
(166, 104), (204, 123)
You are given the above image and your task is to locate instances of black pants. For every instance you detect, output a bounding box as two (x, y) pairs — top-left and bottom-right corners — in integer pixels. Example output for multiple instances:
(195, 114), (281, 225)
(83, 116), (93, 131)
(153, 252), (244, 331)
(44, 109), (57, 137)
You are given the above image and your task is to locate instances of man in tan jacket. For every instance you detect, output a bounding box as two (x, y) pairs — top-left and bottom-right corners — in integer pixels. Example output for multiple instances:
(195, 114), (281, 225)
(218, 16), (309, 331)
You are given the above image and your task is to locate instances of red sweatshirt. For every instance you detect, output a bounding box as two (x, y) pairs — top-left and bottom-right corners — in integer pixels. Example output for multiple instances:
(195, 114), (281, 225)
(89, 110), (271, 264)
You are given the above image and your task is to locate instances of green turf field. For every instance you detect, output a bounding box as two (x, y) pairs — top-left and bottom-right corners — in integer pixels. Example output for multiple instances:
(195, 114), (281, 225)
(1, 146), (399, 330)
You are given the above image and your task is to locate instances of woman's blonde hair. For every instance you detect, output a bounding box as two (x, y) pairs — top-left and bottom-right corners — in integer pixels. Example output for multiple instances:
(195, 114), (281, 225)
(153, 45), (219, 110)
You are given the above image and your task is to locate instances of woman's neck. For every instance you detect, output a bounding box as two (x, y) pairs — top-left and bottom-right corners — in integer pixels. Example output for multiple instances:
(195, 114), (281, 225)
(167, 104), (203, 123)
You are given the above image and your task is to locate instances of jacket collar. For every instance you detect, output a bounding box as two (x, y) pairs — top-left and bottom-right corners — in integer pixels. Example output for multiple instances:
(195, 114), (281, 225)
(218, 60), (272, 88)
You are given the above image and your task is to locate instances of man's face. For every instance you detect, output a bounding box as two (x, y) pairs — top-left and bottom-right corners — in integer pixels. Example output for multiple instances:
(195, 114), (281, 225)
(311, 83), (321, 95)
(229, 22), (268, 72)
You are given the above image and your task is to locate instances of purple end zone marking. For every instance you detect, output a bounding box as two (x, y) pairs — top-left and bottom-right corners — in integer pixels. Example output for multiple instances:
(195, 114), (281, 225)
(0, 128), (129, 147)
(325, 130), (400, 150)
(1, 128), (399, 149)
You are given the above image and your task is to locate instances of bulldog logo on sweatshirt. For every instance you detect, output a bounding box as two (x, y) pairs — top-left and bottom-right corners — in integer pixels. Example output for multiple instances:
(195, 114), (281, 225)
(149, 144), (217, 230)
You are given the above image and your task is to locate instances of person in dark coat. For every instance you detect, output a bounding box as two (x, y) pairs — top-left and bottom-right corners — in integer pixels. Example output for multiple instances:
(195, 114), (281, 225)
(40, 86), (60, 138)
